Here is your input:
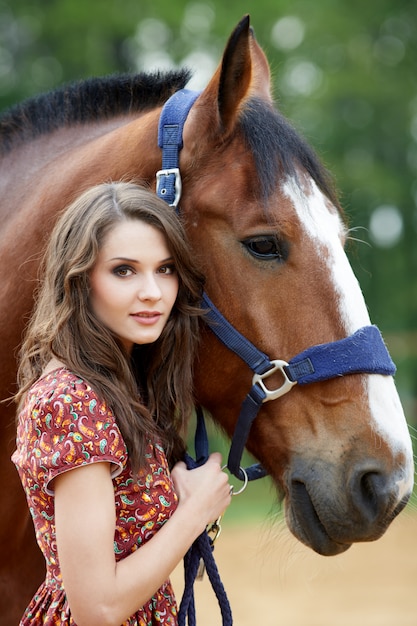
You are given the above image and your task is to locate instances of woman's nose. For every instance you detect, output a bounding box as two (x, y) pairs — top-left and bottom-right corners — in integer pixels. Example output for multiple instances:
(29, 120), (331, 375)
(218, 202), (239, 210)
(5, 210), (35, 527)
(137, 274), (162, 301)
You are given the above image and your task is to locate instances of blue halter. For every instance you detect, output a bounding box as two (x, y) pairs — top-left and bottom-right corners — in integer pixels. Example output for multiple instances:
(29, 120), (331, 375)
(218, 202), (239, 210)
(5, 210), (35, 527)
(156, 88), (396, 480)
(156, 88), (396, 626)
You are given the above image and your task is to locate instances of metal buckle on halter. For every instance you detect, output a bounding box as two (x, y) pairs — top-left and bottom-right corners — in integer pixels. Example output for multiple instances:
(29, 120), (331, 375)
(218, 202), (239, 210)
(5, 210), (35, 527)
(252, 359), (297, 402)
(156, 167), (182, 207)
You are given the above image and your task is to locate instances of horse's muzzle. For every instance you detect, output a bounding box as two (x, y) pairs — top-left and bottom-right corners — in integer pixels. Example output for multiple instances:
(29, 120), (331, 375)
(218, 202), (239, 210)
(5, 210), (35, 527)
(285, 456), (412, 556)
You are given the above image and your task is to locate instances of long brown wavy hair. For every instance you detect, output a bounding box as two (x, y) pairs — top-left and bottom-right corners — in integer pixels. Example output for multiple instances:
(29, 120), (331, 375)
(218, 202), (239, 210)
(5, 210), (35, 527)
(16, 181), (205, 470)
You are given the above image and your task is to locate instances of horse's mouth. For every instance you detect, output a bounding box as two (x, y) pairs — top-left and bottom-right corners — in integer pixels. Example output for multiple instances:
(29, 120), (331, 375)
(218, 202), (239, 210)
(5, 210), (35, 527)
(286, 481), (352, 556)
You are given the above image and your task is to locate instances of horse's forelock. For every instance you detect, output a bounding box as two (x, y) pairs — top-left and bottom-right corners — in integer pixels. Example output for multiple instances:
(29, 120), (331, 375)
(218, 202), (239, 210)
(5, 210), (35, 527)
(0, 69), (192, 154)
(239, 98), (341, 212)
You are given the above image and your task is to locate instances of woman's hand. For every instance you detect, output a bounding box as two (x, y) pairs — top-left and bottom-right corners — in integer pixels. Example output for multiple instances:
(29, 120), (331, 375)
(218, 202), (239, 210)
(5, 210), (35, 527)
(171, 452), (232, 531)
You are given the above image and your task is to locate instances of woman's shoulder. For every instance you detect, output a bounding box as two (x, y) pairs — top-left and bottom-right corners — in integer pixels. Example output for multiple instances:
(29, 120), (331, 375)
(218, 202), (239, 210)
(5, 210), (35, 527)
(14, 366), (129, 493)
(24, 367), (113, 422)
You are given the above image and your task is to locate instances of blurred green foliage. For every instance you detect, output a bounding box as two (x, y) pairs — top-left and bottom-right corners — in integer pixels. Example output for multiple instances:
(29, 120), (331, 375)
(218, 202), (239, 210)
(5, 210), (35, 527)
(0, 0), (416, 420)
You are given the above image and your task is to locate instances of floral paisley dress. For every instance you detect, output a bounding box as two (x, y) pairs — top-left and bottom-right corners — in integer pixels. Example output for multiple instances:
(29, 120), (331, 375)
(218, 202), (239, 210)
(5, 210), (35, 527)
(12, 368), (179, 625)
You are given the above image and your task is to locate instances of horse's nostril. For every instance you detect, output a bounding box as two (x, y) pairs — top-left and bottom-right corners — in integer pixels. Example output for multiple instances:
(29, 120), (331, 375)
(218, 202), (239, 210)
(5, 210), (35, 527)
(351, 467), (397, 525)
(358, 471), (382, 519)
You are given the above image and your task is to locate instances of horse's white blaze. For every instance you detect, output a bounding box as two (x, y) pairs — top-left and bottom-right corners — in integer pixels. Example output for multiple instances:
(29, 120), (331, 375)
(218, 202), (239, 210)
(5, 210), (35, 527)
(283, 176), (370, 333)
(284, 175), (414, 492)
(367, 375), (414, 496)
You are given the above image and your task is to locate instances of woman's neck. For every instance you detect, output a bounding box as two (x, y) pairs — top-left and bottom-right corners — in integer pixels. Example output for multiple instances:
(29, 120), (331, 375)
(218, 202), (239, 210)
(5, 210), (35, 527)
(42, 357), (66, 377)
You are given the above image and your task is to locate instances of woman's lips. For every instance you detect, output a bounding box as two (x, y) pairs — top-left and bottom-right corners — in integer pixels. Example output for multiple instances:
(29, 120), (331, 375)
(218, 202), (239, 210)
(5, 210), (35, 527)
(130, 311), (162, 325)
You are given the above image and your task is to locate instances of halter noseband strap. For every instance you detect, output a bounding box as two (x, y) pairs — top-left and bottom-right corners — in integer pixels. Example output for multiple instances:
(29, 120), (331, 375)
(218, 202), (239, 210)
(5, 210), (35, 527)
(157, 89), (396, 482)
(203, 292), (395, 479)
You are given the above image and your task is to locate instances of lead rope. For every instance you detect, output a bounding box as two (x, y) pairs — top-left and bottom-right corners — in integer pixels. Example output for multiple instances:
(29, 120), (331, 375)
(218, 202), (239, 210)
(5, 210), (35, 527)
(178, 526), (232, 626)
(178, 408), (233, 626)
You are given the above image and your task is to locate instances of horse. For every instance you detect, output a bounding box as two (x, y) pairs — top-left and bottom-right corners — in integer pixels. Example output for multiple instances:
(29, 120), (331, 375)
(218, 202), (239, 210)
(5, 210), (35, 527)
(0, 14), (413, 625)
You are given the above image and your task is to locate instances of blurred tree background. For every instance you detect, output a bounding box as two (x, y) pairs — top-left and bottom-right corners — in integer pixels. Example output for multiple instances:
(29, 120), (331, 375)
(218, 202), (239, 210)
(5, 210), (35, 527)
(1, 0), (416, 423)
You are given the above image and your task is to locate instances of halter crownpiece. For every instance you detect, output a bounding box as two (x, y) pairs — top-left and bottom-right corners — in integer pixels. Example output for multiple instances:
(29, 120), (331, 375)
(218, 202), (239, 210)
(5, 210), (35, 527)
(156, 88), (200, 207)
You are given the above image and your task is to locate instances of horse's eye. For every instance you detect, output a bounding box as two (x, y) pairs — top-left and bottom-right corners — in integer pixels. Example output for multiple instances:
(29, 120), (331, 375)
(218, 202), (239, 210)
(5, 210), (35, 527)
(242, 236), (287, 261)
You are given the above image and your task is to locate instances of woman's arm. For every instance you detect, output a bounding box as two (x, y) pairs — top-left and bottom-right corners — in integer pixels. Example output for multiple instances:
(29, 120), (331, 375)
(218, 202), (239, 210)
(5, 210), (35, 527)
(55, 452), (230, 626)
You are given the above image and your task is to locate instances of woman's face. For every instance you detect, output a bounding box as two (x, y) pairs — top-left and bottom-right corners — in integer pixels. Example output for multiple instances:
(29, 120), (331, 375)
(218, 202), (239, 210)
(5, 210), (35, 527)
(89, 218), (179, 353)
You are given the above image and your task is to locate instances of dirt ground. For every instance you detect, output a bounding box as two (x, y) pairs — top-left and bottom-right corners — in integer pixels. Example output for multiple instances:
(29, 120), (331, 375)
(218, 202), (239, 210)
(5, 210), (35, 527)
(171, 510), (417, 626)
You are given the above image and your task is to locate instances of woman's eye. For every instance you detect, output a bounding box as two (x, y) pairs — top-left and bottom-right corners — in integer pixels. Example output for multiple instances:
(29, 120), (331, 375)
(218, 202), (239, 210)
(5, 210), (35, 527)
(158, 264), (176, 275)
(113, 266), (133, 277)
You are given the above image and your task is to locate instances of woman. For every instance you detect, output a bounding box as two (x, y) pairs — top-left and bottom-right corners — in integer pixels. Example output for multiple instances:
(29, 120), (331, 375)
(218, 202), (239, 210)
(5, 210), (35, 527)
(12, 182), (231, 626)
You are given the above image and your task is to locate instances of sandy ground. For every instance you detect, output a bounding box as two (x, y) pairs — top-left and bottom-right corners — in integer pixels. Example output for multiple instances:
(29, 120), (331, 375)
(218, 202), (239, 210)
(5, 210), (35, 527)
(171, 509), (417, 626)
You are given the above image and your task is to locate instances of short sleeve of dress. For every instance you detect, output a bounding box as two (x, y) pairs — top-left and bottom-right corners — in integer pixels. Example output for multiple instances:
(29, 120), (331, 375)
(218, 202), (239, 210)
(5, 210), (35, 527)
(17, 370), (128, 496)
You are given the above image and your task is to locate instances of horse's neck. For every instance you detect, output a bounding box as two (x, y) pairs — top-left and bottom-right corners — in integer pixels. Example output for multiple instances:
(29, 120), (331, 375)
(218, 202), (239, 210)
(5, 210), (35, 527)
(0, 112), (159, 226)
(1, 115), (136, 186)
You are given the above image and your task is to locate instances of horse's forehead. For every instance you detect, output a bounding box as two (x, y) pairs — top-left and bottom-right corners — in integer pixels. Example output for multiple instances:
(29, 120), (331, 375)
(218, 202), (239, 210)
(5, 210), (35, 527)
(283, 174), (370, 334)
(282, 175), (344, 242)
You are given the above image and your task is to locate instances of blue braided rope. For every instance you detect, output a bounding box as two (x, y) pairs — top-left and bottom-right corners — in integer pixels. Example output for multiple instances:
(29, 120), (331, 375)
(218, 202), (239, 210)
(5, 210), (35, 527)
(178, 453), (233, 625)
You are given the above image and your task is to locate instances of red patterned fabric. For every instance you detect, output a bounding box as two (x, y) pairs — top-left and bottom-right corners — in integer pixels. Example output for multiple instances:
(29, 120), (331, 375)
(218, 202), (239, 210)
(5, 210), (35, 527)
(12, 368), (179, 625)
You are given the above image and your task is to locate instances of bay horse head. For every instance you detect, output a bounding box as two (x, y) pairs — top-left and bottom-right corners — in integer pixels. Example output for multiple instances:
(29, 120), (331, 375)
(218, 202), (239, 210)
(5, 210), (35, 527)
(0, 12), (414, 625)
(167, 15), (414, 555)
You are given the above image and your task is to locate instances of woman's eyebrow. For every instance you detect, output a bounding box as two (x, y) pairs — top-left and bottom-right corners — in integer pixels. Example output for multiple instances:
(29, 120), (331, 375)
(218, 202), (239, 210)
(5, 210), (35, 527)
(108, 256), (174, 263)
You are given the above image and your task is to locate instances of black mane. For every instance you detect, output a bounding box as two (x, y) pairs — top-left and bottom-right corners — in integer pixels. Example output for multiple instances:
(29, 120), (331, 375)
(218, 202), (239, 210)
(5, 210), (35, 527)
(240, 98), (340, 209)
(0, 68), (338, 209)
(0, 69), (191, 154)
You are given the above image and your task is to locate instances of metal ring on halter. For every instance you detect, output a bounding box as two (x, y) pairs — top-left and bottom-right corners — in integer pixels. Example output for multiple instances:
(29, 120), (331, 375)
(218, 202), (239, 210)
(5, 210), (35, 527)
(222, 465), (249, 496)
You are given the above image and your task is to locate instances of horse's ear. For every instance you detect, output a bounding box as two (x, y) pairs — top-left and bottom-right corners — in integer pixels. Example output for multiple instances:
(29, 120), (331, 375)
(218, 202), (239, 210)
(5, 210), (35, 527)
(199, 15), (272, 136)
